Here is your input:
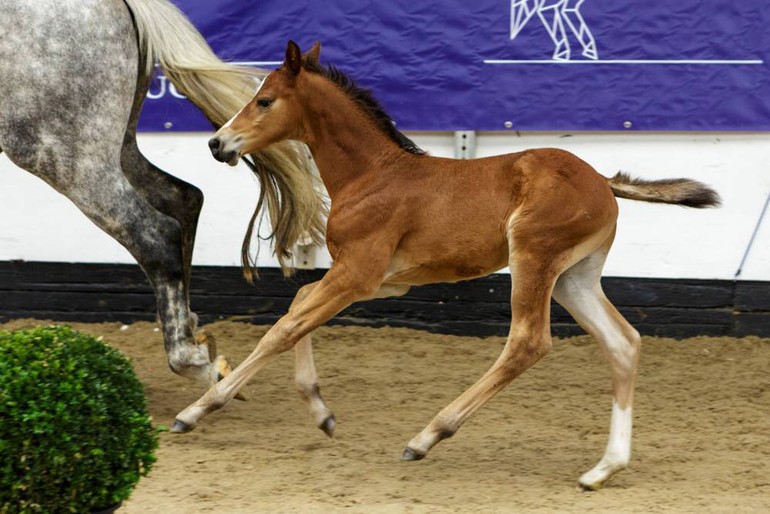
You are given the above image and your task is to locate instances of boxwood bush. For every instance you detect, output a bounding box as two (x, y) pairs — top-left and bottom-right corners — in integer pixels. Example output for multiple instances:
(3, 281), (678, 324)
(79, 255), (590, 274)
(0, 326), (158, 513)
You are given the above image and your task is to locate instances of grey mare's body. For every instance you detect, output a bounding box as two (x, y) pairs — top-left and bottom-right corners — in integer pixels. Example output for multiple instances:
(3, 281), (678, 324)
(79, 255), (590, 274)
(0, 0), (212, 378)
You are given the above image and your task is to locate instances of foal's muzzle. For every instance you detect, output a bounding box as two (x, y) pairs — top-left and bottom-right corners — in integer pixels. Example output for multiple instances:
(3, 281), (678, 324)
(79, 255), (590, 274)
(208, 137), (240, 166)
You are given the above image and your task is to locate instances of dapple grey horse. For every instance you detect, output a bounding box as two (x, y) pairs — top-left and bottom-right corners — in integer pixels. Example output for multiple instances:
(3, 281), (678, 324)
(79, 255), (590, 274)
(0, 0), (325, 388)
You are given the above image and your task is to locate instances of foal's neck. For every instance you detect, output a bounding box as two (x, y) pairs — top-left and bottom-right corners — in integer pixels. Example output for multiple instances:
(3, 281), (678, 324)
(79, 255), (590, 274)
(300, 76), (404, 198)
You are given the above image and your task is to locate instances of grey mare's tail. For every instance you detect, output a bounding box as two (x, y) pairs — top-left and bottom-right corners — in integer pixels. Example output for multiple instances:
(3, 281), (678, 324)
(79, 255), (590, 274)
(122, 0), (326, 278)
(123, 0), (265, 126)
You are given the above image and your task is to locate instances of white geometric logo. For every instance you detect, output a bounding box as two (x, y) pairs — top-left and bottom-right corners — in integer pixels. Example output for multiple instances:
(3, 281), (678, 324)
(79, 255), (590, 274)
(510, 0), (598, 61)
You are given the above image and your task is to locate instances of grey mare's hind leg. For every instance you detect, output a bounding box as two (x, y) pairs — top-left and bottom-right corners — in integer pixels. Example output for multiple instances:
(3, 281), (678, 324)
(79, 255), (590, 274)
(120, 129), (206, 352)
(118, 144), (220, 382)
(118, 65), (239, 385)
(121, 140), (202, 296)
(0, 0), (221, 385)
(6, 145), (221, 383)
(119, 138), (240, 386)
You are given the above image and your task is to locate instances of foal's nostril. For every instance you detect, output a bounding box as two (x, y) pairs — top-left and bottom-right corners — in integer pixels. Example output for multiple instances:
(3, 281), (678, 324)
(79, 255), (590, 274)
(208, 137), (221, 152)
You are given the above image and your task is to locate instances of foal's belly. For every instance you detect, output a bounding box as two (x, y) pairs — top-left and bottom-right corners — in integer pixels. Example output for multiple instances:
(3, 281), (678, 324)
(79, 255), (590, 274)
(384, 240), (509, 285)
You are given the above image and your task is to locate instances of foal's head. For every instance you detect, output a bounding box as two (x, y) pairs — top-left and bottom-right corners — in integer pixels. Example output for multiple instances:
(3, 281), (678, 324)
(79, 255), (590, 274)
(209, 41), (318, 165)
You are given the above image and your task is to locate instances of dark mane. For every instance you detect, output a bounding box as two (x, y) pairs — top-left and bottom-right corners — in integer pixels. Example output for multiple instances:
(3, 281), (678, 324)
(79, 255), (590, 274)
(302, 60), (426, 155)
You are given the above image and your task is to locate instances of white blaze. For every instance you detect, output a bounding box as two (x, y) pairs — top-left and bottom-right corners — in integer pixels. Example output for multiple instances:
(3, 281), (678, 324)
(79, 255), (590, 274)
(221, 74), (269, 130)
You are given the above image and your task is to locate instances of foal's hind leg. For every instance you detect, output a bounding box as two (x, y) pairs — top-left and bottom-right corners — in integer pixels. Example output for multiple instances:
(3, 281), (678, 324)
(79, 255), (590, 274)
(552, 233), (641, 490)
(402, 254), (559, 460)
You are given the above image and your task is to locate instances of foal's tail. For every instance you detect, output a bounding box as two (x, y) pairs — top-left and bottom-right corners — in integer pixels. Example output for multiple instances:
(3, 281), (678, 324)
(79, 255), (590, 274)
(123, 0), (326, 278)
(607, 172), (721, 208)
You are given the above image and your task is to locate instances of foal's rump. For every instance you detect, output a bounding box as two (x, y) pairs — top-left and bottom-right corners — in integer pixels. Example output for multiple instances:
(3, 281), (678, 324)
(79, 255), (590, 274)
(506, 148), (620, 239)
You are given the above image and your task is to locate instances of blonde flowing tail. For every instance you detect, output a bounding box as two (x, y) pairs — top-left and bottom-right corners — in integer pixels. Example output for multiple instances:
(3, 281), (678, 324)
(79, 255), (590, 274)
(607, 172), (721, 208)
(123, 0), (326, 278)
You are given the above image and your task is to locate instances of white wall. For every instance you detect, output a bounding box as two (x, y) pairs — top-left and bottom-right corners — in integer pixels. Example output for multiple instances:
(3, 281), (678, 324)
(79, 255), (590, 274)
(1, 131), (768, 281)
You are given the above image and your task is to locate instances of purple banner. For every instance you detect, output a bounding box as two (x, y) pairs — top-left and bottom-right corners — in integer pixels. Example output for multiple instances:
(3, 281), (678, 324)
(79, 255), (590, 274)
(138, 0), (770, 132)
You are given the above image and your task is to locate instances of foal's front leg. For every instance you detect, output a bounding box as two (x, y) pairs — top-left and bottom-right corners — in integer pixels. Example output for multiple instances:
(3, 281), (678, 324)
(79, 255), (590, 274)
(170, 263), (385, 433)
(294, 281), (410, 437)
(295, 335), (336, 436)
(291, 282), (336, 436)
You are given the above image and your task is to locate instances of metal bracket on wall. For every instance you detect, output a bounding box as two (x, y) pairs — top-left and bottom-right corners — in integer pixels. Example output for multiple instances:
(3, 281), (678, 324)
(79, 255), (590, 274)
(454, 131), (477, 159)
(292, 243), (316, 270)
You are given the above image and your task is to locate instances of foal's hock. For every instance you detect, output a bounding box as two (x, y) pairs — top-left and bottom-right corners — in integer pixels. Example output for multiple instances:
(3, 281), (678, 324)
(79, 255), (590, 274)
(178, 40), (720, 490)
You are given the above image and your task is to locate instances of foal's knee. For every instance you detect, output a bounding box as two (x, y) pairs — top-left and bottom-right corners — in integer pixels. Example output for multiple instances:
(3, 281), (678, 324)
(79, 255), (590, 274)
(510, 323), (552, 355)
(262, 320), (304, 356)
(524, 333), (552, 359)
(499, 329), (552, 379)
(290, 283), (317, 311)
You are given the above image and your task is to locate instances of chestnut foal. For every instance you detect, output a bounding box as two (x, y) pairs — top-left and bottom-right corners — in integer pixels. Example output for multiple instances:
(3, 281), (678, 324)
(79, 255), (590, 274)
(177, 41), (719, 489)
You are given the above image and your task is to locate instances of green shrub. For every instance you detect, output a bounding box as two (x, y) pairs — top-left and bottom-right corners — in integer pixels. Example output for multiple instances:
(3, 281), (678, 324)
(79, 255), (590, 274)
(0, 326), (158, 513)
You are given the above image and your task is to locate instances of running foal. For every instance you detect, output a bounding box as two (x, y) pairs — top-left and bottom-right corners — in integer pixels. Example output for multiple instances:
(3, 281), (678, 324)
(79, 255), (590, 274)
(176, 41), (719, 489)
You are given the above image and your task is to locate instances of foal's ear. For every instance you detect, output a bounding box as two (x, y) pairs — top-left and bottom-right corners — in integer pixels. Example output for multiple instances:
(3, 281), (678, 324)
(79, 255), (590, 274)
(303, 41), (321, 65)
(286, 40), (302, 75)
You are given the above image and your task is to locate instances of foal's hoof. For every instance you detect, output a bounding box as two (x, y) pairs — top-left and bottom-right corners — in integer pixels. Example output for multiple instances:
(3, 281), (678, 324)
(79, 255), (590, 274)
(577, 480), (601, 492)
(401, 447), (425, 461)
(170, 419), (194, 434)
(318, 414), (337, 438)
(319, 415), (337, 438)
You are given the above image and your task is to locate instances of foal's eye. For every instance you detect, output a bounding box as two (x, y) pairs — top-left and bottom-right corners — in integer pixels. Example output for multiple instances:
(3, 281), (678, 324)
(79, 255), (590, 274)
(257, 98), (273, 108)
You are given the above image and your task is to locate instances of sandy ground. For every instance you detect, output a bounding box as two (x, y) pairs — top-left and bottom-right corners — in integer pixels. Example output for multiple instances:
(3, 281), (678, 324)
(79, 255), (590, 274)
(2, 319), (769, 513)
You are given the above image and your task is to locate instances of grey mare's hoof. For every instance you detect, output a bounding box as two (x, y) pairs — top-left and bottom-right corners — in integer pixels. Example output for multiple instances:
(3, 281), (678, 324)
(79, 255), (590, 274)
(170, 419), (194, 434)
(319, 415), (337, 438)
(400, 447), (425, 461)
(214, 354), (249, 402)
